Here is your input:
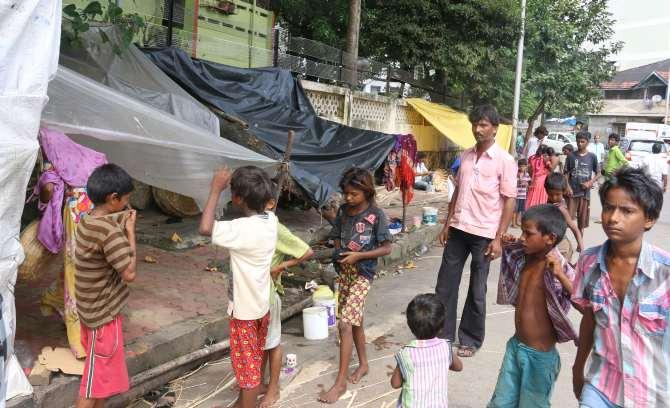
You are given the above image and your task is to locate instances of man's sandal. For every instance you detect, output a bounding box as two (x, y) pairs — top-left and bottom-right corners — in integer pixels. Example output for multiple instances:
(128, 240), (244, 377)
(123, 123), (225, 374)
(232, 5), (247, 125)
(457, 345), (477, 357)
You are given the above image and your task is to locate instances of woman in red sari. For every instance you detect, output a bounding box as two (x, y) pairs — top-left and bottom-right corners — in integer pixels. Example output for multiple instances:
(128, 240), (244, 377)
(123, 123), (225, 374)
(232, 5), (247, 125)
(525, 145), (558, 209)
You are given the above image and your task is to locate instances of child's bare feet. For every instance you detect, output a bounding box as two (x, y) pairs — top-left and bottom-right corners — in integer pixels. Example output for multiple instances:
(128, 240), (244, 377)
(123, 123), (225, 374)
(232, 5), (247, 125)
(259, 387), (280, 408)
(317, 383), (347, 404)
(348, 364), (368, 384)
(258, 383), (268, 395)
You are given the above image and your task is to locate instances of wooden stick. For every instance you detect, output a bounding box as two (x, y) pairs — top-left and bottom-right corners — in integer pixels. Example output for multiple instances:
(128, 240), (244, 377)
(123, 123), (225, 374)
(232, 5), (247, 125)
(274, 130), (295, 206)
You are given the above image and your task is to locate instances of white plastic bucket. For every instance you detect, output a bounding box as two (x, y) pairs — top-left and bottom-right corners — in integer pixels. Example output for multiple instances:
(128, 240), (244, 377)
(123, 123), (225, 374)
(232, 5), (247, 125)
(422, 207), (438, 225)
(314, 298), (337, 327)
(303, 306), (329, 340)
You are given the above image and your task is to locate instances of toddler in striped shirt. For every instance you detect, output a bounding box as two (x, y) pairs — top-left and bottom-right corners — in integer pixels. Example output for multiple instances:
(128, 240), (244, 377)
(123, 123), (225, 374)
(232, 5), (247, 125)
(391, 293), (463, 407)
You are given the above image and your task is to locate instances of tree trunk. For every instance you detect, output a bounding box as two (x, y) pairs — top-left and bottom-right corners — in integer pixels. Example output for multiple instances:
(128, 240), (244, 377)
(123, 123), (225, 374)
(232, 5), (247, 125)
(525, 96), (547, 143)
(344, 0), (361, 88)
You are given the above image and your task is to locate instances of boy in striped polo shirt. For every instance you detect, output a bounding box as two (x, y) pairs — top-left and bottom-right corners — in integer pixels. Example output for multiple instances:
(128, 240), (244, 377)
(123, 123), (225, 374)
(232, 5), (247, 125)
(572, 167), (669, 407)
(75, 164), (137, 408)
(391, 293), (463, 407)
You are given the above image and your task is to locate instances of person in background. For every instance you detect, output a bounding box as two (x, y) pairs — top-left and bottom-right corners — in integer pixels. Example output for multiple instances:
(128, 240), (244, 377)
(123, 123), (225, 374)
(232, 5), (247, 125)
(450, 155), (462, 177)
(413, 152), (433, 191)
(516, 132), (525, 156)
(514, 158), (531, 228)
(199, 166), (278, 408)
(588, 133), (606, 175)
(545, 173), (585, 263)
(436, 105), (516, 358)
(572, 167), (668, 407)
(35, 129), (107, 359)
(603, 133), (628, 178)
(546, 146), (560, 173)
(515, 132), (524, 157)
(526, 146), (557, 210)
(565, 131), (599, 237)
(489, 204), (576, 408)
(559, 144), (575, 174)
(524, 126), (548, 159)
(75, 164), (136, 408)
(641, 142), (668, 192)
(391, 293), (462, 407)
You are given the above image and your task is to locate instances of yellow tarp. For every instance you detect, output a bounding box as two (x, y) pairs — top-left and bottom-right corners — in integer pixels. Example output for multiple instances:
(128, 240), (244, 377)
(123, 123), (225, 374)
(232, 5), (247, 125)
(407, 98), (512, 152)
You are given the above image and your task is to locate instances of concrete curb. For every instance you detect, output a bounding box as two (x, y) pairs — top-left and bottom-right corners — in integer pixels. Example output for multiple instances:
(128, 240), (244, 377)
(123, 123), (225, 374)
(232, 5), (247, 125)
(9, 224), (440, 408)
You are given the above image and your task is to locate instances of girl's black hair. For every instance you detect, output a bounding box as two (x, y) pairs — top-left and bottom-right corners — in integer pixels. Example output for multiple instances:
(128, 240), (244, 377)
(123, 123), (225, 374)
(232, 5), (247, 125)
(339, 167), (376, 203)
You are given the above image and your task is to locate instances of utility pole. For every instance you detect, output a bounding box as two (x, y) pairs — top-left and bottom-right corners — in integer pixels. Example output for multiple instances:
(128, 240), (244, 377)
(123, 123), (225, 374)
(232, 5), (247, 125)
(665, 65), (670, 125)
(344, 0), (361, 88)
(511, 0), (527, 155)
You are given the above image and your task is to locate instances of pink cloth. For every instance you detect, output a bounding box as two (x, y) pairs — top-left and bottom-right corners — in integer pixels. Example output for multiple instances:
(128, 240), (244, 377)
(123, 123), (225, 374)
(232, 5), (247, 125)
(449, 143), (517, 239)
(525, 154), (549, 210)
(30, 129), (107, 253)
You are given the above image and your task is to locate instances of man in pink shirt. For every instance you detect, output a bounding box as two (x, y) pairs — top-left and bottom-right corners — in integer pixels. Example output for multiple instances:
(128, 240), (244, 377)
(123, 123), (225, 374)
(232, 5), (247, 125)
(436, 104), (517, 357)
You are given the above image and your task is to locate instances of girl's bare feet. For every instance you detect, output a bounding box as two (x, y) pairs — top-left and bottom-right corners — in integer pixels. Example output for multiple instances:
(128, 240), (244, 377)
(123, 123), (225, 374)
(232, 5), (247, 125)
(317, 382), (347, 404)
(347, 364), (368, 384)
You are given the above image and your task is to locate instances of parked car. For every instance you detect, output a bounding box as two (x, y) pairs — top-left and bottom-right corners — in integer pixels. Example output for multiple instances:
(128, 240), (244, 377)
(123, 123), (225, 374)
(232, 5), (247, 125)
(620, 137), (669, 169)
(541, 132), (576, 153)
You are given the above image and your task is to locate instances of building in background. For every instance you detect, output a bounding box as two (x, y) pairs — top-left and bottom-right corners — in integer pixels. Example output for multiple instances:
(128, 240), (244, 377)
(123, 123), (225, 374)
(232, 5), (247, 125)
(589, 58), (669, 137)
(64, 0), (277, 67)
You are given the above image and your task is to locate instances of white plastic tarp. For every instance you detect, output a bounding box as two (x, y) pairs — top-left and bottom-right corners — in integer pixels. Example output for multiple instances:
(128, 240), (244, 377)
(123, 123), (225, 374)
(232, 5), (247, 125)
(59, 26), (221, 136)
(0, 0), (63, 403)
(42, 66), (278, 207)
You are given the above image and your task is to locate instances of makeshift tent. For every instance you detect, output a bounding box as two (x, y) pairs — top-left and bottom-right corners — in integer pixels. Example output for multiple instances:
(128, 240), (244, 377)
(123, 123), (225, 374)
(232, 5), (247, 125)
(42, 66), (277, 207)
(406, 98), (513, 152)
(144, 47), (397, 207)
(0, 0), (63, 402)
(59, 27), (220, 136)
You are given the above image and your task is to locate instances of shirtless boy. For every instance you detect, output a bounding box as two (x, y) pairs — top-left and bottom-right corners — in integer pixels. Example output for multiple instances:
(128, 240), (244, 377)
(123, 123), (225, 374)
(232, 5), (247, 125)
(489, 204), (577, 407)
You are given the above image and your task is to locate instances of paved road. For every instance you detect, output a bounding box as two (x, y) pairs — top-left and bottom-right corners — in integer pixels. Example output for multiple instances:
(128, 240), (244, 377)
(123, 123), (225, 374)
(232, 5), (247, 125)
(153, 191), (670, 408)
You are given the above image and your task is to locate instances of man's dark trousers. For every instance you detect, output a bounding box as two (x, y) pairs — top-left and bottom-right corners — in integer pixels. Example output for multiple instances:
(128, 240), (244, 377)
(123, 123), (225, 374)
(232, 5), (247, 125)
(435, 227), (492, 348)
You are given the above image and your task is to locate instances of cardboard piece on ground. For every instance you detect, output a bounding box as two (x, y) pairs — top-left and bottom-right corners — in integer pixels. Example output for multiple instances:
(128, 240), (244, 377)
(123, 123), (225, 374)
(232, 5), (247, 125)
(28, 361), (52, 386)
(38, 347), (84, 375)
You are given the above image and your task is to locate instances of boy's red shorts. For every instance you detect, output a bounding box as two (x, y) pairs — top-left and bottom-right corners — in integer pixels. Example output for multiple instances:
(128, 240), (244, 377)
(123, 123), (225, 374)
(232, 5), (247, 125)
(229, 313), (269, 389)
(79, 315), (129, 399)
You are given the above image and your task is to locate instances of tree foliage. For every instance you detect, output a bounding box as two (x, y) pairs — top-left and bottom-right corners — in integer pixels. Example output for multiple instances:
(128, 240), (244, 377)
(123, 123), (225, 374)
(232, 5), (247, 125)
(521, 0), (621, 126)
(278, 0), (619, 120)
(62, 1), (145, 55)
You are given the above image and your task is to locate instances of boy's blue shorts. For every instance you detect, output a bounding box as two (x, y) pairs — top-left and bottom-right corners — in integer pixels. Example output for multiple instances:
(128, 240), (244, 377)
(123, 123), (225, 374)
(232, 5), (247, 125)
(488, 336), (561, 408)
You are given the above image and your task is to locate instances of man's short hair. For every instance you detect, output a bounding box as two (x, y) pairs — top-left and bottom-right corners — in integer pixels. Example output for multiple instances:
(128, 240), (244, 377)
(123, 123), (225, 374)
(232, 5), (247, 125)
(608, 133), (620, 142)
(517, 158), (528, 166)
(534, 126), (548, 137)
(230, 166), (275, 213)
(87, 163), (134, 205)
(406, 294), (446, 340)
(599, 166), (663, 222)
(522, 204), (567, 245)
(468, 104), (500, 126)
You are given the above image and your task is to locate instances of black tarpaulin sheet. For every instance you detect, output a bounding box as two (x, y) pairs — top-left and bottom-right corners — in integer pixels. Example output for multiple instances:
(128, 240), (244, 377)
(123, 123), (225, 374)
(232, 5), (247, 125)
(143, 47), (396, 206)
